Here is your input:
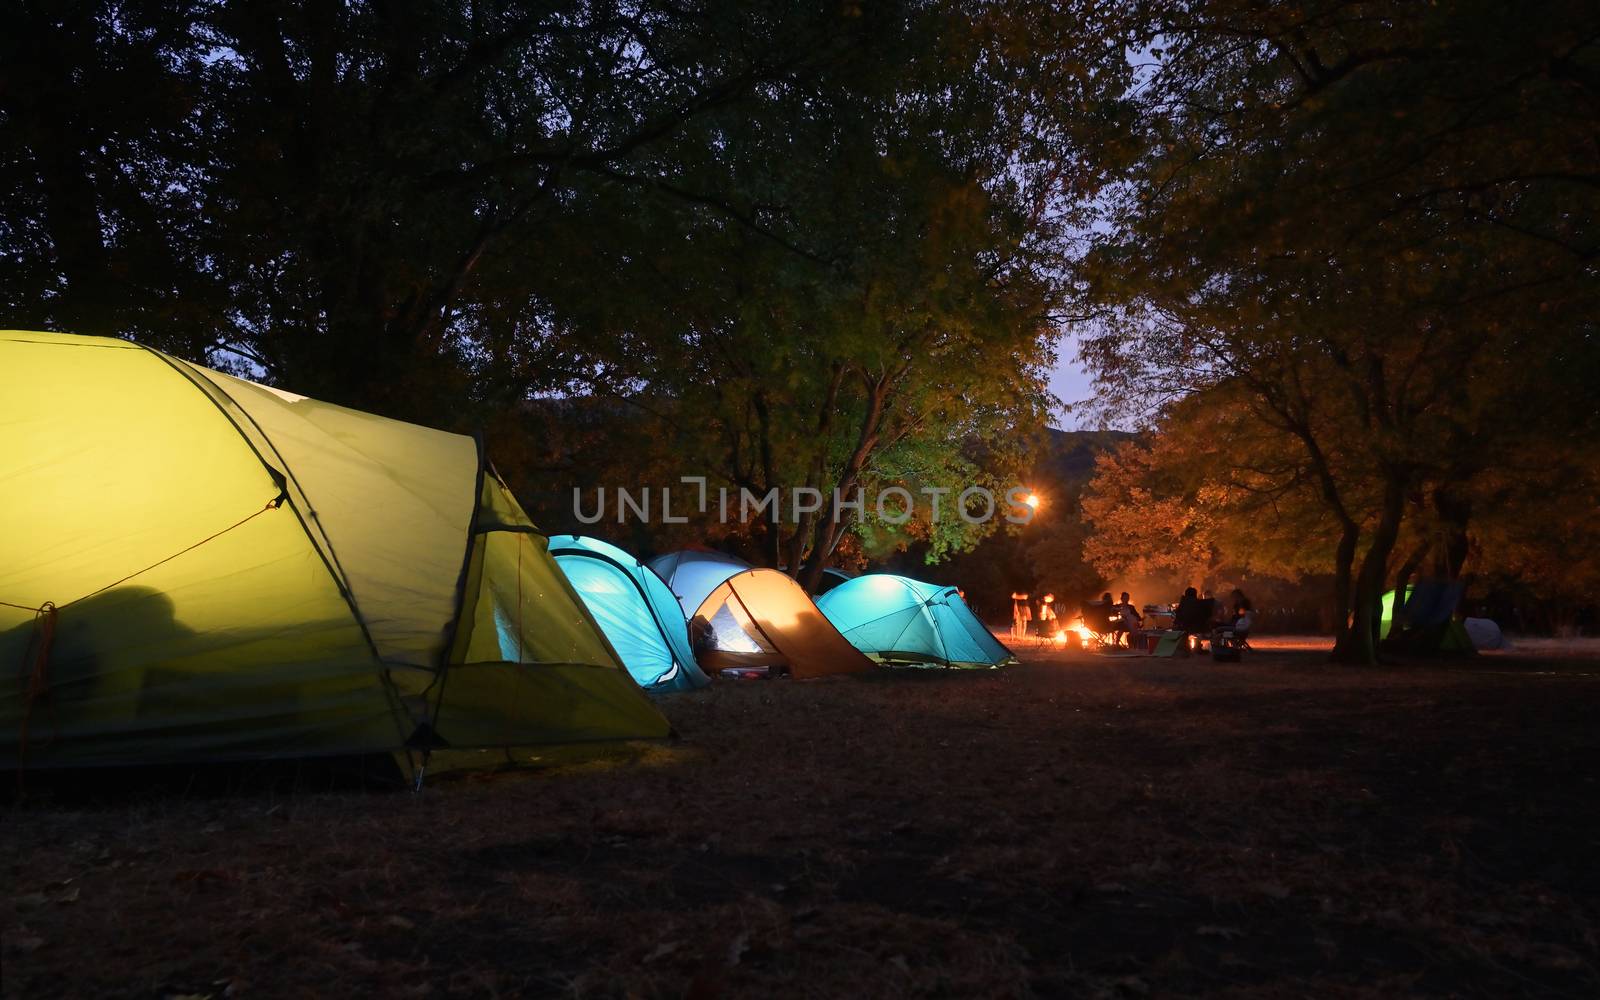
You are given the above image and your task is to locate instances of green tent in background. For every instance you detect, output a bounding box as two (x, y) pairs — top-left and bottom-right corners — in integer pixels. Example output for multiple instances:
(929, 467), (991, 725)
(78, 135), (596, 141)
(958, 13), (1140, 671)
(0, 330), (669, 777)
(1379, 581), (1475, 654)
(1379, 586), (1414, 640)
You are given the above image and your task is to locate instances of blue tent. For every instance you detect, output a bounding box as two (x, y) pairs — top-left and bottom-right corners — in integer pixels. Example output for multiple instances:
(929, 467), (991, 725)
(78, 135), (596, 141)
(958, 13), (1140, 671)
(649, 549), (753, 617)
(816, 574), (1016, 669)
(549, 536), (710, 691)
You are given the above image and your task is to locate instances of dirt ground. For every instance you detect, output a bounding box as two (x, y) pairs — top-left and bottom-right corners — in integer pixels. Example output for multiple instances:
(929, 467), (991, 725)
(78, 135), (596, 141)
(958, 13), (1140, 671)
(5, 638), (1600, 999)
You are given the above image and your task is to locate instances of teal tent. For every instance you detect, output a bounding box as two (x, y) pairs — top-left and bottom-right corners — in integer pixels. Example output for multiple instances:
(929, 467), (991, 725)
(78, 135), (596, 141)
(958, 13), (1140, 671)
(817, 574), (1016, 669)
(549, 536), (710, 691)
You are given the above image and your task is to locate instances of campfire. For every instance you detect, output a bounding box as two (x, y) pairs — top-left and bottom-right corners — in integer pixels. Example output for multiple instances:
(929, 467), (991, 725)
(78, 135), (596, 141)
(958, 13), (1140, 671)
(1053, 623), (1092, 648)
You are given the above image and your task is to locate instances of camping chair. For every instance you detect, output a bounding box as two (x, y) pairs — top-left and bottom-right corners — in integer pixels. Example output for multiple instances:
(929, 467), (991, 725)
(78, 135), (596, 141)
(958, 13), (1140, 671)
(1211, 621), (1251, 661)
(1077, 602), (1120, 650)
(1211, 629), (1244, 661)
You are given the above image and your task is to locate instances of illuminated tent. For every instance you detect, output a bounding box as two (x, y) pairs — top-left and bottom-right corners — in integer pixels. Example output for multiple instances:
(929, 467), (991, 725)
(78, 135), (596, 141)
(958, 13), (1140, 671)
(1379, 581), (1475, 654)
(548, 535), (710, 691)
(0, 330), (668, 774)
(1378, 586), (1415, 640)
(650, 552), (872, 679)
(649, 549), (753, 617)
(817, 574), (1016, 669)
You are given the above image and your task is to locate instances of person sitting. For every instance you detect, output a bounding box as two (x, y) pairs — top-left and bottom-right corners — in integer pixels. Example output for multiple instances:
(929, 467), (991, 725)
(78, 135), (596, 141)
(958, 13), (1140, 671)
(1111, 591), (1143, 648)
(1081, 592), (1117, 647)
(1211, 588), (1255, 654)
(1230, 589), (1254, 633)
(1234, 605), (1255, 641)
(1173, 587), (1208, 655)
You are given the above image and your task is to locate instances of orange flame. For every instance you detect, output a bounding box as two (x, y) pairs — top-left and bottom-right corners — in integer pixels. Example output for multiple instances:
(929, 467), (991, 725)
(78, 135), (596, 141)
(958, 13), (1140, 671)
(1053, 624), (1093, 648)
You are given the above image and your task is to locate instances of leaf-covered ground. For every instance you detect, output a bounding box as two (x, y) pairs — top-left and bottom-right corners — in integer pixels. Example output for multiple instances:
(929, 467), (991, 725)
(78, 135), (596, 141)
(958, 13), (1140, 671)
(5, 639), (1599, 999)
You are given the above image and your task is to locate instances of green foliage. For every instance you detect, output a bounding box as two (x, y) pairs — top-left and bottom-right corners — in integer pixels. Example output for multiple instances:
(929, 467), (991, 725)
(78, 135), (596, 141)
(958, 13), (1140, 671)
(2, 2), (221, 354)
(501, 1), (1136, 582)
(6, 2), (1139, 589)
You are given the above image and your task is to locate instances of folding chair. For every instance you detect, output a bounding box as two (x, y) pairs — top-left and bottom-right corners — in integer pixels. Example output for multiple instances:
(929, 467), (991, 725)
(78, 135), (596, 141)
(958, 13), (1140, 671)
(1076, 603), (1120, 651)
(1211, 627), (1248, 661)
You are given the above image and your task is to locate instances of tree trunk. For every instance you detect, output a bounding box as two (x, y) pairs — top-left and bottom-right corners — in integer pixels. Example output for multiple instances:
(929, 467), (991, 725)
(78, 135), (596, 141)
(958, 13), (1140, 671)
(1389, 539), (1430, 633)
(797, 373), (889, 591)
(751, 392), (783, 569)
(783, 513), (812, 579)
(797, 483), (856, 594)
(1433, 483), (1473, 581)
(1327, 519), (1361, 660)
(1332, 472), (1407, 664)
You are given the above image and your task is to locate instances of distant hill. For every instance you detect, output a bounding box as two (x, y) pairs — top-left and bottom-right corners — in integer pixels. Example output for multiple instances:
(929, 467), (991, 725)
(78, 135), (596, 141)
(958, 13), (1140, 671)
(1034, 428), (1137, 484)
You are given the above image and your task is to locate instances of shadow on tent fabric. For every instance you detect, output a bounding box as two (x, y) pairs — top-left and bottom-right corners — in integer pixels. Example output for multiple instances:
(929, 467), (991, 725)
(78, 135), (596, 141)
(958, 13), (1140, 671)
(2, 584), (411, 774)
(1, 586), (194, 758)
(0, 587), (406, 800)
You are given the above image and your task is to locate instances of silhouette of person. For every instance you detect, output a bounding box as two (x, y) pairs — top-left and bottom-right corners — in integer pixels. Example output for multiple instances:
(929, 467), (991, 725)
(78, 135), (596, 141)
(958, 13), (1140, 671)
(1112, 591), (1143, 648)
(1, 586), (194, 752)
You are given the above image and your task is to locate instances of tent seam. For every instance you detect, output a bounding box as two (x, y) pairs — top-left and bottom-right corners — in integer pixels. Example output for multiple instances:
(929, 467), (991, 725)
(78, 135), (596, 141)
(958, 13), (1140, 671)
(423, 437), (489, 778)
(144, 348), (386, 660)
(721, 575), (789, 670)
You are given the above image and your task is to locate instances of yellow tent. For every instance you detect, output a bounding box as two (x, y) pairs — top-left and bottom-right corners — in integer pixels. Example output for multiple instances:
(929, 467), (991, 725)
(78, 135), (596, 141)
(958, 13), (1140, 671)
(0, 331), (668, 776)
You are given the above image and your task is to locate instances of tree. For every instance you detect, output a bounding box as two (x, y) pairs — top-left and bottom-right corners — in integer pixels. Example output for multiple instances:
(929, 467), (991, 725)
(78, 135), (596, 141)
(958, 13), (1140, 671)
(7, 4), (1140, 594)
(200, 0), (849, 419)
(516, 0), (1137, 589)
(1078, 0), (1600, 661)
(5, 0), (847, 419)
(1, 1), (221, 354)
(1080, 391), (1342, 591)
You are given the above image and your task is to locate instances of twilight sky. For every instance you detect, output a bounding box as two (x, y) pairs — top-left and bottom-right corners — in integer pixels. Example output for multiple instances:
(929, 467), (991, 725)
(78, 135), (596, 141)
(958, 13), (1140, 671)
(1047, 332), (1097, 429)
